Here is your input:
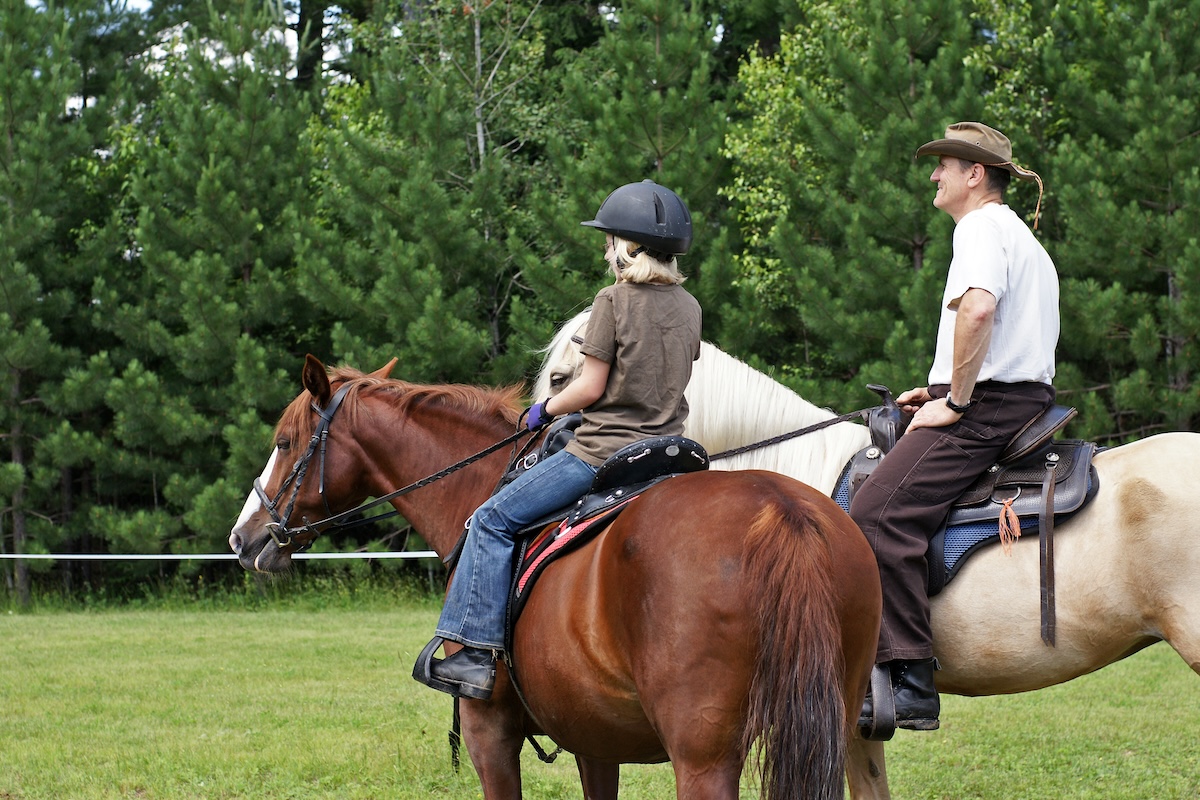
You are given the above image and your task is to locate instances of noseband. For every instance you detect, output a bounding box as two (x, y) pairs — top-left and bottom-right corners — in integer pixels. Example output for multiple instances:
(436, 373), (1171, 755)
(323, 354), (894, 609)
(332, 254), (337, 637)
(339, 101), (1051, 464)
(253, 380), (535, 553)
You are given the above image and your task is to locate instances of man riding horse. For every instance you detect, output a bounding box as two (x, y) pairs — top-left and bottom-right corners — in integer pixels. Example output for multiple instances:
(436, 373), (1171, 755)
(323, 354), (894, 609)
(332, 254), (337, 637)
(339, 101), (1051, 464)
(852, 122), (1059, 731)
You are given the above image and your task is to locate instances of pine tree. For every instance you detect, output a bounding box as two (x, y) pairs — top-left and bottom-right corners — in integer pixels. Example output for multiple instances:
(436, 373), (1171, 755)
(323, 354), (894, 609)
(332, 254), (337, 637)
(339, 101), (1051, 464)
(0, 1), (96, 601)
(722, 0), (1200, 441)
(1040, 0), (1200, 439)
(294, 0), (606, 387)
(78, 4), (318, 566)
(722, 0), (988, 411)
(541, 0), (733, 328)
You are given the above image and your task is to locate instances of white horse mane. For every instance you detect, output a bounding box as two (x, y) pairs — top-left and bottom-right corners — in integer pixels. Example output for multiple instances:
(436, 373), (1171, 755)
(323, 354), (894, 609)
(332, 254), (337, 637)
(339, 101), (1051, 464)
(534, 310), (871, 494)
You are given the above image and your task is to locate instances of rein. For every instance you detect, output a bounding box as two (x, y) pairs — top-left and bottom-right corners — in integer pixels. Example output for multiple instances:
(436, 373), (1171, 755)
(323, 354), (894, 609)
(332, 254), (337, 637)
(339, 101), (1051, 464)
(708, 407), (873, 462)
(256, 381), (533, 551)
(257, 376), (871, 552)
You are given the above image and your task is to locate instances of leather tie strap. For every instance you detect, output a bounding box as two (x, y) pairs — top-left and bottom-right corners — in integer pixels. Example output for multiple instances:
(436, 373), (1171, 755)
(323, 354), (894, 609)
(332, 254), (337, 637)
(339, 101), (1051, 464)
(1040, 463), (1057, 646)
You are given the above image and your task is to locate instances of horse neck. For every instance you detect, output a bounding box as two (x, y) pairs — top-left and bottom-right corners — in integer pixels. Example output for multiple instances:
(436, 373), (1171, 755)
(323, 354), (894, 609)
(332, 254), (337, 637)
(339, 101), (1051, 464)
(685, 345), (870, 494)
(355, 390), (518, 559)
(533, 314), (871, 493)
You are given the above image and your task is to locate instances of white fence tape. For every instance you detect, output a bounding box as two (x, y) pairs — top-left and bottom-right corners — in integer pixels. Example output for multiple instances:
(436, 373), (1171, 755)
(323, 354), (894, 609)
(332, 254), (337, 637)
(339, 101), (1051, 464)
(0, 552), (438, 561)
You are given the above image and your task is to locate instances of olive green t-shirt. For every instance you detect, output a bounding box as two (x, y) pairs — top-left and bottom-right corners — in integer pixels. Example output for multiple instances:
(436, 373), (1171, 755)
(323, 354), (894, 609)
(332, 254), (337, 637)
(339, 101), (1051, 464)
(564, 281), (702, 467)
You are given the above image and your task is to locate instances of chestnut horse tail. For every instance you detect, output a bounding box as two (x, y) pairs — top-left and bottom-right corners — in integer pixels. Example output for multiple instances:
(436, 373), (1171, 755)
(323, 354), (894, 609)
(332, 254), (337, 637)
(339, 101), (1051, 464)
(741, 493), (847, 800)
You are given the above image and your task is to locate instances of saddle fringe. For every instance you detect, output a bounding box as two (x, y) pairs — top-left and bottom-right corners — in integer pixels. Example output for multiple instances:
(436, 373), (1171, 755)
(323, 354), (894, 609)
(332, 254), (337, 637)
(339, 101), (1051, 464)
(998, 498), (1021, 555)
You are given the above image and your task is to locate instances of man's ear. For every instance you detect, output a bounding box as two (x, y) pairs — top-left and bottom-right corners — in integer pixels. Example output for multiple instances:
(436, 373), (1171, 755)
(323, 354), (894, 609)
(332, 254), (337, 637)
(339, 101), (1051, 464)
(967, 162), (988, 188)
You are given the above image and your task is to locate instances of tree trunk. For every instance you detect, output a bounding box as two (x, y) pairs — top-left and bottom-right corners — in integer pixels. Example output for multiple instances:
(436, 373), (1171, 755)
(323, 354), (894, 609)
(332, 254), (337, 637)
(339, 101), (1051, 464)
(8, 370), (30, 607)
(295, 0), (327, 91)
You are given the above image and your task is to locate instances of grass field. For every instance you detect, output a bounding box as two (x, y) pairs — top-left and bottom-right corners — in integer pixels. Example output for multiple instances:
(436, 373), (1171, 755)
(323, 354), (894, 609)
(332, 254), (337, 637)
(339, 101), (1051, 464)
(2, 598), (1197, 799)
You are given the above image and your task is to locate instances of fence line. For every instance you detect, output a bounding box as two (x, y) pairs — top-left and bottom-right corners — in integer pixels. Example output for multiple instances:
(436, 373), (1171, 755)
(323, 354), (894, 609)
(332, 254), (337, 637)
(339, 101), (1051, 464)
(0, 552), (438, 561)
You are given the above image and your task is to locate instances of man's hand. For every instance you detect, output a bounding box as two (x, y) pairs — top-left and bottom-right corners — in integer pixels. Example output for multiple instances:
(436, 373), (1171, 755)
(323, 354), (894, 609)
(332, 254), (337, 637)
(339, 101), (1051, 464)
(896, 386), (933, 415)
(908, 396), (962, 431)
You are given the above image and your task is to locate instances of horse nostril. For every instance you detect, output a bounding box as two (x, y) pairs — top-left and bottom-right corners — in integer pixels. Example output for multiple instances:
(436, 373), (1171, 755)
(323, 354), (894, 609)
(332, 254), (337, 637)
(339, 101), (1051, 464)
(228, 532), (242, 554)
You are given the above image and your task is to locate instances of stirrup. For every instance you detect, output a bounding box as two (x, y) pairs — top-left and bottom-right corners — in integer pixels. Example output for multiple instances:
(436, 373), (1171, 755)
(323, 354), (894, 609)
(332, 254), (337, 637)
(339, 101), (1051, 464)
(412, 636), (458, 695)
(858, 663), (897, 741)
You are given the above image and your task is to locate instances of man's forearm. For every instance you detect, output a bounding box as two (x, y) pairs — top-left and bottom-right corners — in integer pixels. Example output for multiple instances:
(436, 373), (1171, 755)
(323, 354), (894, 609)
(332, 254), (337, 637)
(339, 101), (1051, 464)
(949, 288), (996, 403)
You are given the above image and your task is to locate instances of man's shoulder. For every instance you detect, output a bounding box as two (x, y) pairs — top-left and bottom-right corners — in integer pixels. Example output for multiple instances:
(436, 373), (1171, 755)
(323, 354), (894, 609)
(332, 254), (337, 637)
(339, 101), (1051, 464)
(959, 203), (1011, 224)
(956, 204), (1030, 242)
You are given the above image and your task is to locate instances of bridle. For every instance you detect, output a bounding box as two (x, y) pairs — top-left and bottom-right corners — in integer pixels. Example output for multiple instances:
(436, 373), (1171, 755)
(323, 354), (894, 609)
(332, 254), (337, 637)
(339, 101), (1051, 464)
(253, 380), (533, 553)
(254, 381), (356, 552)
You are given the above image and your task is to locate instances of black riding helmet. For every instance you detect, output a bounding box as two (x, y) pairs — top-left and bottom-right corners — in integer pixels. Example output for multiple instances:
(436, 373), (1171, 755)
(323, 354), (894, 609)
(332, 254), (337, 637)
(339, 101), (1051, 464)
(580, 180), (693, 258)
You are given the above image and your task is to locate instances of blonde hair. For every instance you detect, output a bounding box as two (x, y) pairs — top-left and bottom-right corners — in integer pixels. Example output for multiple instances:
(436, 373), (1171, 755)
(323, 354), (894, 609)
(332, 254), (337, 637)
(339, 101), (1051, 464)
(611, 235), (687, 285)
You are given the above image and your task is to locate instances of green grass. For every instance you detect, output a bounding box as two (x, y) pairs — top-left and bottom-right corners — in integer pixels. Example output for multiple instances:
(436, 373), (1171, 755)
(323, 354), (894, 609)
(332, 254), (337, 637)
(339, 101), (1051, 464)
(2, 600), (1197, 799)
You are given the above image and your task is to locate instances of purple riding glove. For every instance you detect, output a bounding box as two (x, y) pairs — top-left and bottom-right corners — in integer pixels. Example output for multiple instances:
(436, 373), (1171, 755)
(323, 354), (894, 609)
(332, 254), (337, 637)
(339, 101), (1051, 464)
(526, 400), (554, 431)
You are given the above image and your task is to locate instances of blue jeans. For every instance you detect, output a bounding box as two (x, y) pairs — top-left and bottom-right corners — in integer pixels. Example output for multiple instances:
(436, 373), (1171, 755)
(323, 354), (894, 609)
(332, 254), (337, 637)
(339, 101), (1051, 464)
(435, 450), (598, 651)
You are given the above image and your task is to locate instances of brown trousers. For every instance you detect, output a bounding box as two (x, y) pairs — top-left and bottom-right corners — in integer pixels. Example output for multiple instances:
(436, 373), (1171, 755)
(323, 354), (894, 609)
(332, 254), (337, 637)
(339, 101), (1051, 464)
(849, 381), (1055, 663)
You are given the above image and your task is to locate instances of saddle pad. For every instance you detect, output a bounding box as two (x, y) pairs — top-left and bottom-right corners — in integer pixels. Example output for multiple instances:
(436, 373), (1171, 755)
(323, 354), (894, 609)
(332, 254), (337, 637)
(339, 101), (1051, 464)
(504, 499), (635, 647)
(502, 439), (707, 648)
(515, 498), (633, 597)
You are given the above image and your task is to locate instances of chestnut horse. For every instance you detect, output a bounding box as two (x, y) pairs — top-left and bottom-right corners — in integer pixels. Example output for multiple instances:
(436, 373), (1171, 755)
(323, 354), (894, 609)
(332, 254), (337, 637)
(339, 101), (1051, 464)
(536, 309), (1200, 800)
(229, 355), (881, 799)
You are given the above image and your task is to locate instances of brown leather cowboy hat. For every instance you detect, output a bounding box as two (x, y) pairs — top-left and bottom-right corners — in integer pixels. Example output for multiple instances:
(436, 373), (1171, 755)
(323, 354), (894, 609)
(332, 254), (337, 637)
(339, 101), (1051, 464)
(915, 121), (1040, 182)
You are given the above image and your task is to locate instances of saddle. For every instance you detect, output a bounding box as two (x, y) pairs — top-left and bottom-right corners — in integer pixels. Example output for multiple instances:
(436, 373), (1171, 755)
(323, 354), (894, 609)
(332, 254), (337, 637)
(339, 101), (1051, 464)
(503, 434), (710, 644)
(838, 396), (1094, 646)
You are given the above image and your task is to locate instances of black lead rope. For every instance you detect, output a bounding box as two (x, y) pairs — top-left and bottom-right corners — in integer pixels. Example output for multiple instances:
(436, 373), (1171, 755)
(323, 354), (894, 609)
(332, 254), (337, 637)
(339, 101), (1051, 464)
(708, 407), (873, 462)
(337, 427), (531, 523)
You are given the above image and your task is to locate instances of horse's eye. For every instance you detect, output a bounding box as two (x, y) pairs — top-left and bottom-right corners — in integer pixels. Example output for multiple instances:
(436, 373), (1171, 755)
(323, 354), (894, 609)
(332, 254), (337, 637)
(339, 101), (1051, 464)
(549, 372), (567, 390)
(276, 438), (292, 452)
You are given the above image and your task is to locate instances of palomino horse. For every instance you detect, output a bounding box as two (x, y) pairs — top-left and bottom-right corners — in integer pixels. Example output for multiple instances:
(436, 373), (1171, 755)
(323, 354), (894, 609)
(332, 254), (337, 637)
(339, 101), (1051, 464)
(229, 354), (882, 800)
(536, 310), (1200, 800)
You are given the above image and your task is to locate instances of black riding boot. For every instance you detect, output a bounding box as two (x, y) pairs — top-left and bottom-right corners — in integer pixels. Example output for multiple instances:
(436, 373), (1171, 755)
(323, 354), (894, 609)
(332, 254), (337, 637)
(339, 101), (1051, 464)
(412, 638), (497, 700)
(891, 657), (940, 729)
(858, 658), (940, 731)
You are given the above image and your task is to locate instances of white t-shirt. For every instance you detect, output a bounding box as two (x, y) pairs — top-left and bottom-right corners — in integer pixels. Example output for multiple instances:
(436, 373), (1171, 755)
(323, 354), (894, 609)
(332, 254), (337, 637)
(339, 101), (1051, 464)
(928, 203), (1059, 385)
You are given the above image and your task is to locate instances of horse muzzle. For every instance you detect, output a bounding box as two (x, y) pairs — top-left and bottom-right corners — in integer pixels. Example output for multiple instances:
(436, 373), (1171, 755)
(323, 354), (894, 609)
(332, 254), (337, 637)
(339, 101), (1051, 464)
(228, 525), (307, 573)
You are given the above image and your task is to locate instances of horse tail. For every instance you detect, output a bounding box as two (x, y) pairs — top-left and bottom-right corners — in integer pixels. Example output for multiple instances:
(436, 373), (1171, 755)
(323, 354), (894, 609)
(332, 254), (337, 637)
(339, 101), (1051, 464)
(741, 488), (848, 800)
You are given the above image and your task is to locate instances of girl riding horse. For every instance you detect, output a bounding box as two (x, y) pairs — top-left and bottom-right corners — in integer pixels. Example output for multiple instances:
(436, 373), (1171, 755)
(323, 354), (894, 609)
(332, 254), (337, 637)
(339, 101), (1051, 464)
(412, 180), (703, 700)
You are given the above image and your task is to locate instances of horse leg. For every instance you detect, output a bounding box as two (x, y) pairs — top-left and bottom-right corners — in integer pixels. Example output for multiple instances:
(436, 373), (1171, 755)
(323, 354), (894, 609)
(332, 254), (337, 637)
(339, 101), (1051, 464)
(575, 755), (620, 799)
(845, 737), (891, 800)
(458, 673), (527, 800)
(671, 757), (742, 799)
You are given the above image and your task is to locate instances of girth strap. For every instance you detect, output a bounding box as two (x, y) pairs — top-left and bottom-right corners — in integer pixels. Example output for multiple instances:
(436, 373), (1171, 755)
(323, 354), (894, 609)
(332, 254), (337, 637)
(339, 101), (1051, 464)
(446, 688), (562, 775)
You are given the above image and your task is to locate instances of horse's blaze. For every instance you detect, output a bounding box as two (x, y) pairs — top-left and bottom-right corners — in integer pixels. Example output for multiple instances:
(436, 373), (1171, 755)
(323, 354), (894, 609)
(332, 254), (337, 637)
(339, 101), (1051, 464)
(229, 448), (281, 569)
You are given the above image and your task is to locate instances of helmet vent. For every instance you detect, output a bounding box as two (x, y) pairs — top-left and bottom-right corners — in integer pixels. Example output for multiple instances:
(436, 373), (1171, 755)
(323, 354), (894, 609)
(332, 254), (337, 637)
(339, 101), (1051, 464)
(653, 194), (665, 224)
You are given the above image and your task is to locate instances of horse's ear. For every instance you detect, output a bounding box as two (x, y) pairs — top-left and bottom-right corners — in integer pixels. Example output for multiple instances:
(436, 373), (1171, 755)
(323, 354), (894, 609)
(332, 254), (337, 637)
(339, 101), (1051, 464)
(302, 354), (332, 408)
(369, 357), (398, 380)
